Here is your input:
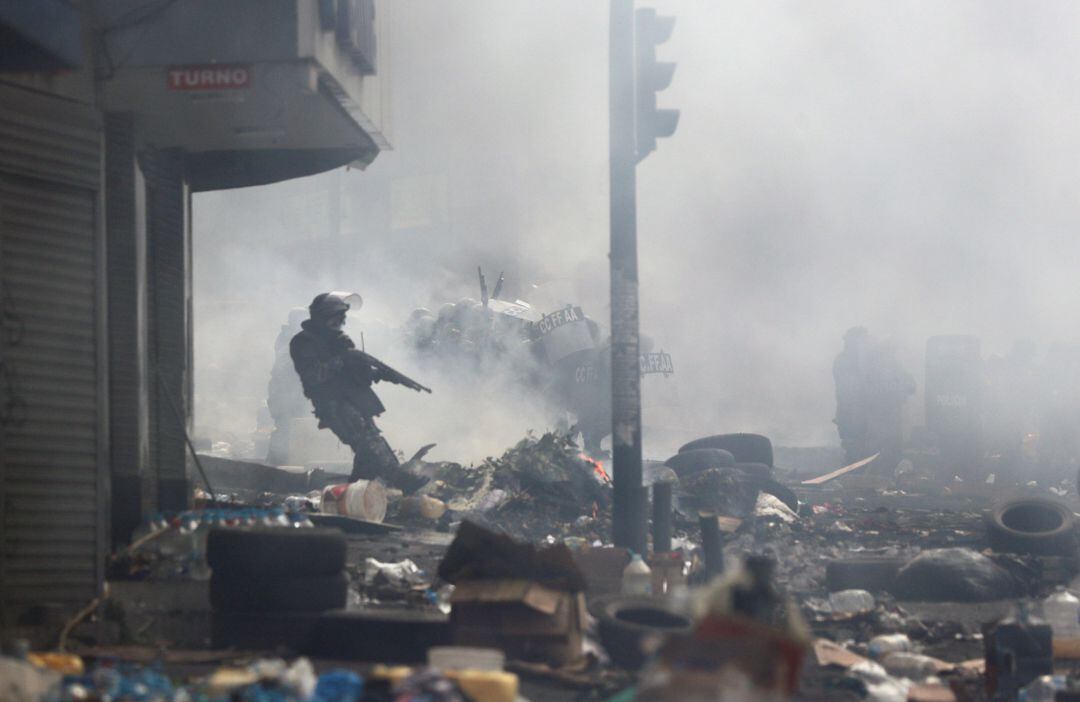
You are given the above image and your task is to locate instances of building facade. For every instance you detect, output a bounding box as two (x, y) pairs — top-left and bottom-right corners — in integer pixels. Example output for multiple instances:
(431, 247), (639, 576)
(0, 0), (389, 630)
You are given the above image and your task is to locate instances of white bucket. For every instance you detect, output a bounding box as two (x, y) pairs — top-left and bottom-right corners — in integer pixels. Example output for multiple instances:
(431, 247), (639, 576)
(321, 479), (387, 523)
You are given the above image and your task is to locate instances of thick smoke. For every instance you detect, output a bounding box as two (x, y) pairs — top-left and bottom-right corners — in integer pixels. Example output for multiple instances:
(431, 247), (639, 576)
(193, 1), (1080, 464)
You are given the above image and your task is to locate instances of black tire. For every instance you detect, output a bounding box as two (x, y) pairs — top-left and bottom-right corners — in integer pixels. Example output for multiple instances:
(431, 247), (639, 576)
(986, 498), (1077, 556)
(663, 449), (735, 478)
(207, 527), (347, 577)
(210, 572), (349, 613)
(678, 433), (773, 467)
(732, 462), (772, 478)
(596, 596), (693, 670)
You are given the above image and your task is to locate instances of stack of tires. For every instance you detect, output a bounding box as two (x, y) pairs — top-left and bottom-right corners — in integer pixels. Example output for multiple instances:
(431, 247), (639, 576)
(663, 433), (799, 514)
(207, 527), (349, 615)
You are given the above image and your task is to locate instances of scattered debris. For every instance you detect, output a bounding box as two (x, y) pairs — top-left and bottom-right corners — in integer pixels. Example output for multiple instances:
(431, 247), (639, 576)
(828, 589), (877, 616)
(814, 638), (870, 669)
(755, 492), (799, 524)
(321, 479), (388, 522)
(801, 452), (881, 486)
(438, 521), (589, 666)
(0, 656), (60, 702)
(595, 596), (693, 670)
(984, 604), (1053, 699)
(364, 558), (426, 587)
(400, 494), (448, 521)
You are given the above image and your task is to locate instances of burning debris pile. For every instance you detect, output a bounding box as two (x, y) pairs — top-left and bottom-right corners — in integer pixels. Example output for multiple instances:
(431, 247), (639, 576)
(395, 432), (612, 542)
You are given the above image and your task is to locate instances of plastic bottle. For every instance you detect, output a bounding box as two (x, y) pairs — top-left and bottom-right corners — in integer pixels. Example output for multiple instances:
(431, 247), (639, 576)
(187, 513), (212, 580)
(321, 480), (388, 522)
(1042, 589), (1080, 640)
(1019, 674), (1067, 702)
(828, 589), (875, 614)
(622, 553), (653, 596)
(868, 633), (912, 659)
(880, 652), (941, 681)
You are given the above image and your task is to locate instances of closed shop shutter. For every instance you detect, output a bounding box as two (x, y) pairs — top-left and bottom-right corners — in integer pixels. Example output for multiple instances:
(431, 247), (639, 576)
(0, 85), (104, 611)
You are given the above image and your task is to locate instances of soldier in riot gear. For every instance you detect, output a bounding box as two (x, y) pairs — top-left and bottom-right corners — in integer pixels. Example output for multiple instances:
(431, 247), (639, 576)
(266, 307), (310, 465)
(290, 292), (430, 488)
(834, 327), (871, 464)
(834, 327), (915, 468)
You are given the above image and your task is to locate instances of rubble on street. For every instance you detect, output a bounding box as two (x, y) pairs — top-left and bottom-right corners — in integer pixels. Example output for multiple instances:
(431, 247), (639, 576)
(10, 2), (1080, 701)
(8, 429), (1080, 702)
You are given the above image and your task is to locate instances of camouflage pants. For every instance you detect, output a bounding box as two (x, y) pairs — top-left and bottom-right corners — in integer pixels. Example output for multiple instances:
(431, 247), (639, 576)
(315, 401), (400, 483)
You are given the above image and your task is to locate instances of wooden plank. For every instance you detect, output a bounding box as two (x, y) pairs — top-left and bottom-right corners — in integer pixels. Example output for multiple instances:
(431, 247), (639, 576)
(801, 452), (880, 486)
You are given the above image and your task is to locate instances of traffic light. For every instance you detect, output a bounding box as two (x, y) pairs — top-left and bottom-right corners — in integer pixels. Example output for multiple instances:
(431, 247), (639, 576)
(634, 7), (679, 162)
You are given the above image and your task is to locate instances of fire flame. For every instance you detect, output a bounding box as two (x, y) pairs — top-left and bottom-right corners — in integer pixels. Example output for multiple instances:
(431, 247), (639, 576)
(580, 453), (611, 483)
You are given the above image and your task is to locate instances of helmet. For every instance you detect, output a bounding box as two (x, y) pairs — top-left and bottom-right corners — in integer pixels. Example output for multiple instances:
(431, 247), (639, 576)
(309, 291), (362, 319)
(843, 326), (868, 342)
(409, 307), (433, 323)
(436, 303), (456, 323)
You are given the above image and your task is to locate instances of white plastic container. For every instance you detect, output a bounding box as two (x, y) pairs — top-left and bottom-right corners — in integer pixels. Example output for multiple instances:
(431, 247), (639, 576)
(1043, 589), (1080, 640)
(320, 480), (387, 522)
(829, 589), (875, 614)
(622, 553), (653, 596)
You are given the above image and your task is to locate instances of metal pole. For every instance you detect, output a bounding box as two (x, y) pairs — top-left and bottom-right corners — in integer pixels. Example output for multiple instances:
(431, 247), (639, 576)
(609, 0), (645, 554)
(652, 481), (673, 553)
(700, 514), (724, 580)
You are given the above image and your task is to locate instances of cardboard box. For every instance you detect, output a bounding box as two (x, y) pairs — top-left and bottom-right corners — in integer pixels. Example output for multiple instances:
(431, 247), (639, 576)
(571, 546), (629, 596)
(449, 579), (586, 665)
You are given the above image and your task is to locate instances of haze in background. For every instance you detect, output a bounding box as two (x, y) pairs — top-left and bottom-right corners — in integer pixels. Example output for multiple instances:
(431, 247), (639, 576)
(194, 1), (1080, 464)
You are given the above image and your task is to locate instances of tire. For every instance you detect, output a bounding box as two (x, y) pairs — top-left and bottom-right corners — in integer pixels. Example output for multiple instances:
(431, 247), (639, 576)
(210, 572), (349, 613)
(207, 527), (347, 577)
(596, 596), (693, 670)
(986, 498), (1077, 556)
(664, 449), (735, 478)
(678, 433), (773, 467)
(732, 462), (772, 478)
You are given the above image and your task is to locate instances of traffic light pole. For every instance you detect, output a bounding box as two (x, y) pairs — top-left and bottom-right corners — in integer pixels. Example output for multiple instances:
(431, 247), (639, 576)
(609, 0), (646, 554)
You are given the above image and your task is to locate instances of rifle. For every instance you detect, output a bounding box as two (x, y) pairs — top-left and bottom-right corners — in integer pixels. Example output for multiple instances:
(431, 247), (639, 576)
(347, 349), (432, 394)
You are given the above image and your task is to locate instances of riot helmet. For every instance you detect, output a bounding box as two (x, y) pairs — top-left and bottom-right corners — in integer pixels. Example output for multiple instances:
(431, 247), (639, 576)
(309, 291), (362, 319)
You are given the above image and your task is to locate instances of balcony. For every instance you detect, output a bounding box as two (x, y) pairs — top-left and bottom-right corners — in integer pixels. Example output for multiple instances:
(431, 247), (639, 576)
(96, 0), (390, 190)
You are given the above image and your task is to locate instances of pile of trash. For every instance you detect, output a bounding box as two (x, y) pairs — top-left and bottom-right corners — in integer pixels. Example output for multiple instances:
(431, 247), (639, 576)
(393, 432), (612, 542)
(0, 652), (509, 702)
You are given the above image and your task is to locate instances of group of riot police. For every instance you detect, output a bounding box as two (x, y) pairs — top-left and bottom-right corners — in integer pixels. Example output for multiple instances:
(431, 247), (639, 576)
(402, 294), (614, 455)
(274, 294), (1080, 488)
(834, 327), (1080, 483)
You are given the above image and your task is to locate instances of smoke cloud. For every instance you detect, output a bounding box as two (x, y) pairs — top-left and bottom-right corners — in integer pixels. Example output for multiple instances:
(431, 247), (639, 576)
(193, 1), (1080, 464)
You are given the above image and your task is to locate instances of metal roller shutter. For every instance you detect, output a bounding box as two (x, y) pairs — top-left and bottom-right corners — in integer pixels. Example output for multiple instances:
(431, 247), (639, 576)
(0, 85), (104, 613)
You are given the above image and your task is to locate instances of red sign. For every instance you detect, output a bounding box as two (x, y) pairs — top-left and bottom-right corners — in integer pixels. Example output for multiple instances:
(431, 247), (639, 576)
(167, 64), (251, 91)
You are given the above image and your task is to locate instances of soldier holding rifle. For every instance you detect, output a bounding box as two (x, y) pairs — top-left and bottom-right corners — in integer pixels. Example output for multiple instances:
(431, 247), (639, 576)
(290, 292), (431, 489)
